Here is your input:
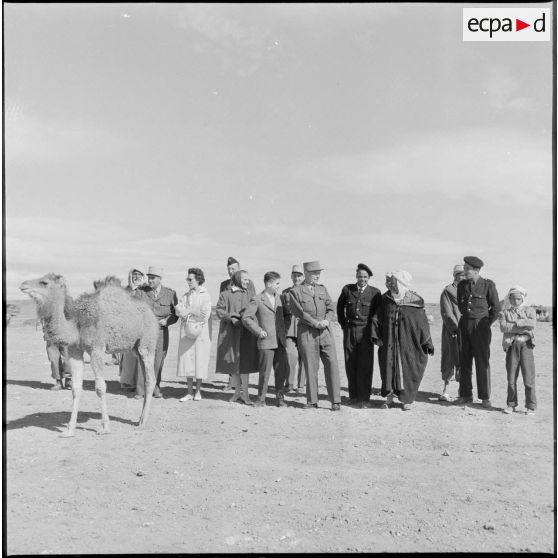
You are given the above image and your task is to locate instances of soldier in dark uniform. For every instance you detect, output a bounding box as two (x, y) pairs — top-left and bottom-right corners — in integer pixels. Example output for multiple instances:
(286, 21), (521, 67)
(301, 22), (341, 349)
(288, 261), (342, 411)
(337, 263), (382, 408)
(455, 256), (500, 408)
(141, 266), (178, 398)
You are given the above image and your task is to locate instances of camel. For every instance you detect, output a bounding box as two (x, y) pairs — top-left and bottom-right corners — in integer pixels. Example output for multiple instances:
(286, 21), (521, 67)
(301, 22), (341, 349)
(19, 273), (159, 437)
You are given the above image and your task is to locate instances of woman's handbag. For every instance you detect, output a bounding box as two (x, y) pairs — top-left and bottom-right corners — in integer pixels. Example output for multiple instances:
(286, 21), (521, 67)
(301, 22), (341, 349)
(183, 315), (203, 340)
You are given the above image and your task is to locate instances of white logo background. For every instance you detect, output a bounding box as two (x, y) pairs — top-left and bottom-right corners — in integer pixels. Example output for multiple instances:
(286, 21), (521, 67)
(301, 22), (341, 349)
(463, 8), (551, 41)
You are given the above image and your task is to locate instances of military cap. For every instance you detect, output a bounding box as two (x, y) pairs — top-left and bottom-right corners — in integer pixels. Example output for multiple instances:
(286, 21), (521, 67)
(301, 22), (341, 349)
(291, 264), (303, 274)
(303, 261), (323, 272)
(463, 256), (484, 269)
(356, 263), (373, 277)
(146, 266), (163, 277)
(227, 257), (239, 266)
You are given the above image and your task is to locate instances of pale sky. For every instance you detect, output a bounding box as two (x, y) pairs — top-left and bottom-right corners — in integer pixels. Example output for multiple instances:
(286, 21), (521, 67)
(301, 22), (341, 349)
(5, 3), (554, 305)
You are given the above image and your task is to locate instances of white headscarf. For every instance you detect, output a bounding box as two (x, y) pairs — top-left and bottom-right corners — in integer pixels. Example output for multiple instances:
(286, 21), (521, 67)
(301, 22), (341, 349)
(387, 270), (412, 301)
(128, 266), (146, 290)
(505, 285), (527, 310)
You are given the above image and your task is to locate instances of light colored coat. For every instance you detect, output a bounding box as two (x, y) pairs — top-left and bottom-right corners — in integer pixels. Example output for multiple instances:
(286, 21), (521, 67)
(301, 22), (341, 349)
(242, 291), (287, 350)
(498, 305), (536, 351)
(176, 287), (212, 378)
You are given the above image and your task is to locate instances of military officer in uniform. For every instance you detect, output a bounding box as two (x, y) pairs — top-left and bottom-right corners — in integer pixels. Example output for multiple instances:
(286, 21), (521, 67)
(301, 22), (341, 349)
(281, 264), (305, 393)
(337, 263), (382, 408)
(288, 261), (341, 411)
(455, 256), (500, 408)
(142, 266), (178, 398)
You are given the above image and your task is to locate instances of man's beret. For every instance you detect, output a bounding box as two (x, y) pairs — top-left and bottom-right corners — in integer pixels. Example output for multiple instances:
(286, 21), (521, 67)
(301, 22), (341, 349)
(464, 256), (484, 269)
(356, 263), (373, 277)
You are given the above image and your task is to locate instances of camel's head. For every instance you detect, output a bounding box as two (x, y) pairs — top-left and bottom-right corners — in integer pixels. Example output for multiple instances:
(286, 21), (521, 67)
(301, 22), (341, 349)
(19, 273), (68, 305)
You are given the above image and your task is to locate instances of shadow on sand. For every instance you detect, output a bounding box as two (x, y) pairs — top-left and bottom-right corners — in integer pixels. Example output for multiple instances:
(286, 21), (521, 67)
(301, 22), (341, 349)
(6, 378), (123, 396)
(6, 410), (137, 433)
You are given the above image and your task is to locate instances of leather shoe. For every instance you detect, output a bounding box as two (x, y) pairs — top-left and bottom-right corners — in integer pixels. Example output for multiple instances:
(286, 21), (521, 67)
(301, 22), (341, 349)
(303, 403), (318, 409)
(331, 403), (341, 411)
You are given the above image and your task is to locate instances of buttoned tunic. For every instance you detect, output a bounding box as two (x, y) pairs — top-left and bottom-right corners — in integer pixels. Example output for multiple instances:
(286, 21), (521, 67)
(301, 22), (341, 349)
(288, 282), (341, 405)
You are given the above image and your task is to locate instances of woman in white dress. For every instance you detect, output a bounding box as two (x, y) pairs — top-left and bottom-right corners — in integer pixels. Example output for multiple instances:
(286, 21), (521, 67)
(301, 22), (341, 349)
(176, 268), (212, 401)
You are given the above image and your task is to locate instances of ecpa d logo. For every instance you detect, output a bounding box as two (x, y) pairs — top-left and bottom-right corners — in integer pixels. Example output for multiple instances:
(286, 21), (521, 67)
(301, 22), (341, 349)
(463, 8), (550, 41)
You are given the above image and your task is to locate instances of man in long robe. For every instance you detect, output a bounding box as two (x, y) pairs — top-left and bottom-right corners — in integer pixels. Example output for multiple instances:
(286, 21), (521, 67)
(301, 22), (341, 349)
(438, 264), (465, 401)
(371, 270), (434, 410)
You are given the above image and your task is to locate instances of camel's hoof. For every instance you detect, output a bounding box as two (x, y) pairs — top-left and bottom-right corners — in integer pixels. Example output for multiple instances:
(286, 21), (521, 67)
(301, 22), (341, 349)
(97, 425), (111, 435)
(60, 430), (75, 438)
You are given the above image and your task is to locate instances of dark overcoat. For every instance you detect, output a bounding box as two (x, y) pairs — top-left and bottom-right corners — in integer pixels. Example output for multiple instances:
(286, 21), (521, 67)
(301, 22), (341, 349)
(215, 288), (259, 374)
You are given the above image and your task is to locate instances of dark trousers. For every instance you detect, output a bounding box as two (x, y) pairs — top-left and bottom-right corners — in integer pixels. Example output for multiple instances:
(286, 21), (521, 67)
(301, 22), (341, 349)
(506, 340), (537, 410)
(285, 336), (305, 389)
(298, 324), (341, 405)
(154, 327), (170, 387)
(343, 324), (373, 401)
(257, 345), (288, 400)
(458, 317), (491, 400)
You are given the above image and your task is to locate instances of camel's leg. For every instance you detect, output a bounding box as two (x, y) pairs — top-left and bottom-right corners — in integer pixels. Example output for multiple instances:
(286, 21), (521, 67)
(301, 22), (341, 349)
(90, 349), (110, 435)
(61, 350), (84, 438)
(137, 347), (155, 428)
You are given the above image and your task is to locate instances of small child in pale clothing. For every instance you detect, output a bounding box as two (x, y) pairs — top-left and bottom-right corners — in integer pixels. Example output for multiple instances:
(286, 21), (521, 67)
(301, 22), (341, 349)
(498, 285), (537, 414)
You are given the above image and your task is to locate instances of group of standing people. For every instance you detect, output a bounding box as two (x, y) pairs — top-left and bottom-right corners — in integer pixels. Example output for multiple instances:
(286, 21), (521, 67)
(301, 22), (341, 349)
(86, 254), (537, 415)
(438, 257), (537, 414)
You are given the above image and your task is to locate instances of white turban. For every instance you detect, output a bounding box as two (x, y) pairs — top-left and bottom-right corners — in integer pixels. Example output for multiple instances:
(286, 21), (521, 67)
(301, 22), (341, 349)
(386, 270), (412, 300)
(128, 266), (146, 289)
(506, 285), (527, 309)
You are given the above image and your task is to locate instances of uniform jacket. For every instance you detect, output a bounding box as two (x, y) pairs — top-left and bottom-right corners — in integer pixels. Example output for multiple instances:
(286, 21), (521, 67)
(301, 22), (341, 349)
(439, 283), (461, 334)
(281, 286), (299, 338)
(336, 284), (382, 329)
(457, 277), (500, 324)
(288, 282), (337, 329)
(242, 291), (287, 350)
(498, 305), (536, 351)
(141, 285), (178, 326)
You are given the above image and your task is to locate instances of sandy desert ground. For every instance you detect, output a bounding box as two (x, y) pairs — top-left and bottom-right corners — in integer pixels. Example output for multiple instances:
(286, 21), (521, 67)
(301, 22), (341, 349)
(5, 309), (555, 554)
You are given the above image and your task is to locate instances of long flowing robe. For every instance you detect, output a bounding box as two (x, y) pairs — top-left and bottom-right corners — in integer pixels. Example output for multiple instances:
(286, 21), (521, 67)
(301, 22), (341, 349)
(119, 285), (147, 386)
(439, 283), (461, 381)
(371, 290), (434, 404)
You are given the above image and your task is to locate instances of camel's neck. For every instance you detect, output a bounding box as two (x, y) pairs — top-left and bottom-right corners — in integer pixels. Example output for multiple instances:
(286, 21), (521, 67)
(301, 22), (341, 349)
(39, 289), (79, 345)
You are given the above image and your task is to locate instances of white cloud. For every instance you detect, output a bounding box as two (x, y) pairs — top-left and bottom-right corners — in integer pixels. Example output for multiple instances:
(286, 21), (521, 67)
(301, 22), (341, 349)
(4, 107), (134, 166)
(484, 66), (536, 112)
(293, 127), (551, 207)
(176, 5), (272, 76)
